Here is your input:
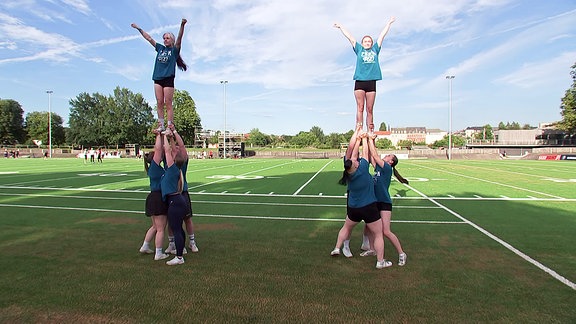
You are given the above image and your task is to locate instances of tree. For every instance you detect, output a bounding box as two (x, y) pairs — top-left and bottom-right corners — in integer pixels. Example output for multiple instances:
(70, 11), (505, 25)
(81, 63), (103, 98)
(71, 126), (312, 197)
(246, 128), (271, 147)
(473, 124), (494, 140)
(173, 89), (202, 145)
(309, 126), (325, 147)
(378, 122), (387, 131)
(431, 134), (466, 149)
(375, 137), (393, 149)
(290, 131), (315, 147)
(25, 111), (65, 146)
(557, 62), (576, 134)
(0, 99), (26, 145)
(68, 88), (154, 147)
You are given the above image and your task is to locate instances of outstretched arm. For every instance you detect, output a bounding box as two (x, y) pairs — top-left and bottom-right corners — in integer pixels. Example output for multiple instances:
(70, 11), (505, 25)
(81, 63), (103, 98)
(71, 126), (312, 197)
(163, 135), (174, 167)
(153, 133), (164, 164)
(376, 16), (395, 47)
(367, 133), (384, 168)
(175, 18), (187, 49)
(360, 132), (370, 162)
(131, 23), (156, 47)
(172, 129), (189, 158)
(345, 124), (363, 159)
(333, 23), (356, 47)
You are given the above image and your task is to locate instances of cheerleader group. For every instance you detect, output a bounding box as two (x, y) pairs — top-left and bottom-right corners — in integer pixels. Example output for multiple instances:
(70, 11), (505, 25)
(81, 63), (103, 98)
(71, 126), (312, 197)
(139, 127), (198, 266)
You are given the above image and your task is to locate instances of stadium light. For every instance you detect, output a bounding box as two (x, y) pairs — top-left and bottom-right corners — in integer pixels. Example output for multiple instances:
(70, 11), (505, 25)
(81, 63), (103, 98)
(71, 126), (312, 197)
(46, 90), (53, 158)
(220, 80), (228, 159)
(445, 76), (455, 161)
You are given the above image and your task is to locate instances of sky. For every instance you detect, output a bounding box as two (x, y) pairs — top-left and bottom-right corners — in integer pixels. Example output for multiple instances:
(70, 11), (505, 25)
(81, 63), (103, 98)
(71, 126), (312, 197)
(1, 0), (575, 136)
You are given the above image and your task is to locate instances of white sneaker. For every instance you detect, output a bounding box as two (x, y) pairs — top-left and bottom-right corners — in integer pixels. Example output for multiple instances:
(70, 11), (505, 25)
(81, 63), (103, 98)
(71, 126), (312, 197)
(170, 247), (187, 255)
(342, 245), (353, 258)
(376, 260), (393, 269)
(360, 243), (371, 251)
(398, 253), (407, 266)
(139, 247), (153, 254)
(189, 241), (199, 253)
(360, 250), (376, 257)
(154, 253), (169, 261)
(165, 244), (175, 254)
(161, 129), (173, 136)
(330, 248), (340, 256)
(166, 256), (185, 266)
(154, 126), (164, 134)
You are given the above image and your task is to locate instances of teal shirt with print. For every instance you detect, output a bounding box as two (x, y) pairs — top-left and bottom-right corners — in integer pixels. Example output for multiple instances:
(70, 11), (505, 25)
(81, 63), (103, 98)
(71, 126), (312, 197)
(373, 163), (392, 204)
(152, 43), (179, 81)
(352, 42), (382, 81)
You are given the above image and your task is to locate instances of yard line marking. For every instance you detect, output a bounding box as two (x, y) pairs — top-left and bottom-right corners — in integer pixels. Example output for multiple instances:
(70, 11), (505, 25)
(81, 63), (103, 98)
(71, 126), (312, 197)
(0, 203), (463, 225)
(293, 160), (334, 195)
(412, 163), (566, 199)
(189, 160), (302, 189)
(405, 183), (576, 291)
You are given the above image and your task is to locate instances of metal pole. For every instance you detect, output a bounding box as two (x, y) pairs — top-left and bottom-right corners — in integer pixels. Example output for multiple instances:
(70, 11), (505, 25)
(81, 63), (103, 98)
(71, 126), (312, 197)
(220, 81), (228, 159)
(445, 76), (455, 160)
(46, 90), (53, 158)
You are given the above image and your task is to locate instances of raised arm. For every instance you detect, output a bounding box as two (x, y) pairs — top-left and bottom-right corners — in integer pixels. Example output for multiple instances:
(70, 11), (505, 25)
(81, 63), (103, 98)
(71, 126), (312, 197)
(367, 133), (384, 168)
(333, 23), (356, 47)
(175, 18), (187, 49)
(376, 16), (395, 47)
(345, 124), (363, 159)
(153, 133), (164, 164)
(360, 132), (370, 162)
(131, 23), (156, 47)
(172, 129), (189, 158)
(163, 135), (175, 167)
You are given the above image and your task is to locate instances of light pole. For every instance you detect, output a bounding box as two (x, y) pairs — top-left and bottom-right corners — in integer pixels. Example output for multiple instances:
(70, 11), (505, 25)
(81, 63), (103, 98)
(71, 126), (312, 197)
(220, 80), (228, 159)
(46, 90), (53, 158)
(445, 76), (455, 160)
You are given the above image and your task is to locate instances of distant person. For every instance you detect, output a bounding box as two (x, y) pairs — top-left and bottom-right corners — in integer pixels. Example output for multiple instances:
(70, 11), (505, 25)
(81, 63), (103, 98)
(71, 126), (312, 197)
(331, 125), (391, 269)
(131, 19), (188, 133)
(89, 148), (95, 163)
(83, 148), (88, 164)
(334, 17), (395, 132)
(97, 148), (103, 163)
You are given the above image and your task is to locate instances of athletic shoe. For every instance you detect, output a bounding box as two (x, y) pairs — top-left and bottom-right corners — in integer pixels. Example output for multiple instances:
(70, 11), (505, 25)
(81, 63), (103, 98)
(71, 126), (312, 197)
(330, 248), (340, 256)
(154, 253), (169, 261)
(154, 126), (164, 134)
(139, 247), (153, 254)
(376, 260), (393, 269)
(360, 244), (371, 251)
(161, 129), (173, 136)
(166, 256), (185, 266)
(398, 253), (407, 266)
(169, 247), (187, 255)
(360, 250), (376, 257)
(189, 241), (199, 253)
(342, 245), (353, 258)
(165, 244), (175, 255)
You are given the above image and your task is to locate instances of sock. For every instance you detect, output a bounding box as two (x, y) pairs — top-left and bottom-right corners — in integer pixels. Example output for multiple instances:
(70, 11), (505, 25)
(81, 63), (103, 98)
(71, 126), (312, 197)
(362, 234), (370, 247)
(168, 236), (174, 244)
(142, 241), (150, 249)
(343, 240), (350, 248)
(167, 120), (173, 126)
(189, 234), (195, 242)
(158, 118), (165, 129)
(155, 247), (163, 255)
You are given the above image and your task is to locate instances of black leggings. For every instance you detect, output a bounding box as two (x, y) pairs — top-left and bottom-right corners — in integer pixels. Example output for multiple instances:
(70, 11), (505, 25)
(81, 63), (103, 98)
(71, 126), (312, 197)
(167, 194), (187, 257)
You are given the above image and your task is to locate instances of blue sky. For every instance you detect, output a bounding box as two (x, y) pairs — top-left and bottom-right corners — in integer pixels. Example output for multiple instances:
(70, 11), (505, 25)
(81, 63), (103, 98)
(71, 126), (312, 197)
(1, 0), (575, 136)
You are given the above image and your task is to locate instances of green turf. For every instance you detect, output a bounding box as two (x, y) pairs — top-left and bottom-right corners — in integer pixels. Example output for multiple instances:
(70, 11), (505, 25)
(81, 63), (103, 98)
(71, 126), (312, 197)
(0, 157), (575, 323)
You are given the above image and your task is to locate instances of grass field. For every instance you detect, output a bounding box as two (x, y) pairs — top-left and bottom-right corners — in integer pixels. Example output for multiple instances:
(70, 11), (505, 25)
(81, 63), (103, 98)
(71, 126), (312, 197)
(0, 157), (575, 323)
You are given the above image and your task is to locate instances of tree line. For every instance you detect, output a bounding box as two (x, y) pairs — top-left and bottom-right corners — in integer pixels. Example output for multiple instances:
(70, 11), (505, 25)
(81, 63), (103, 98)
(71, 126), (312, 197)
(1, 62), (575, 149)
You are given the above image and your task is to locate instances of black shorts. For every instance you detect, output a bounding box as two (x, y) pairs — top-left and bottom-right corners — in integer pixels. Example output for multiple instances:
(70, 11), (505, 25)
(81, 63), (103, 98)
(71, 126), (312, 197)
(377, 202), (392, 211)
(182, 191), (193, 219)
(154, 76), (175, 88)
(347, 202), (380, 224)
(145, 191), (168, 216)
(354, 80), (377, 92)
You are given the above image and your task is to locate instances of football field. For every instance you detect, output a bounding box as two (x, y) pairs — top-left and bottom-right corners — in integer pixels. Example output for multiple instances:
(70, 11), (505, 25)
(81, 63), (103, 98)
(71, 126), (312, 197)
(0, 157), (575, 323)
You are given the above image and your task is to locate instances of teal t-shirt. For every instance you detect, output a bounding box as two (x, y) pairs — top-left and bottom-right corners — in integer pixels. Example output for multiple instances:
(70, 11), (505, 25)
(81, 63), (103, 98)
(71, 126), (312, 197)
(161, 164), (181, 201)
(152, 43), (179, 81)
(352, 42), (382, 81)
(347, 158), (377, 208)
(147, 160), (164, 192)
(373, 163), (392, 204)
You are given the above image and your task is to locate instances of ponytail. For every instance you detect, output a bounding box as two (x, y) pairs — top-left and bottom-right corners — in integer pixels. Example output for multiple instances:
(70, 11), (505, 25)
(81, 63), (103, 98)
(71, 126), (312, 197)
(177, 55), (187, 71)
(338, 159), (353, 185)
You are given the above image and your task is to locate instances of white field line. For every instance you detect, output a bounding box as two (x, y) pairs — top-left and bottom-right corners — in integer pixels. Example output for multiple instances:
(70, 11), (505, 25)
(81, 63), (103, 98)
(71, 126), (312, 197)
(404, 183), (576, 291)
(0, 191), (442, 209)
(293, 160), (334, 195)
(412, 163), (565, 199)
(2, 185), (576, 201)
(0, 203), (458, 224)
